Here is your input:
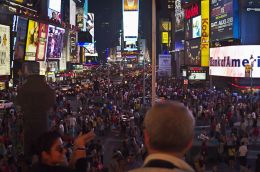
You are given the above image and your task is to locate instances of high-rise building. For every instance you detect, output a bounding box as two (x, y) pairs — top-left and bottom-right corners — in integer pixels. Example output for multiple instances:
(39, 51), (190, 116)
(168, 0), (174, 10)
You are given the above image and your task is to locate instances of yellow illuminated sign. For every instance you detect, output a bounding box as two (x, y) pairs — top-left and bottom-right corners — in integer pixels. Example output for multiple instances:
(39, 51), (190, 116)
(201, 0), (209, 67)
(25, 20), (39, 61)
(124, 0), (138, 11)
(162, 32), (169, 44)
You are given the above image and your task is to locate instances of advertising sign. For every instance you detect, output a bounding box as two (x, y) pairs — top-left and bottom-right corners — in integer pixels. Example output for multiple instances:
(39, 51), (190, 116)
(70, 32), (77, 61)
(175, 0), (185, 32)
(83, 43), (98, 57)
(188, 72), (206, 80)
(192, 15), (201, 38)
(36, 23), (48, 61)
(209, 45), (260, 78)
(201, 0), (210, 67)
(70, 0), (76, 26)
(185, 19), (192, 40)
(124, 0), (138, 11)
(185, 39), (201, 66)
(48, 0), (61, 22)
(86, 13), (94, 43)
(46, 25), (65, 59)
(123, 11), (139, 39)
(0, 25), (10, 76)
(162, 32), (169, 44)
(47, 61), (59, 72)
(158, 54), (172, 76)
(211, 0), (233, 41)
(14, 17), (28, 60)
(25, 20), (39, 61)
(185, 3), (199, 20)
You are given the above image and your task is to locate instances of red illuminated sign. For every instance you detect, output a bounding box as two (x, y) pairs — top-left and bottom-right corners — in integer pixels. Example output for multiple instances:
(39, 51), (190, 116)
(185, 4), (199, 20)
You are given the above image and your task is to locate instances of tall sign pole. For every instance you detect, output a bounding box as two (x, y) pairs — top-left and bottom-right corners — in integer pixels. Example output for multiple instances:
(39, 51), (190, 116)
(152, 0), (157, 105)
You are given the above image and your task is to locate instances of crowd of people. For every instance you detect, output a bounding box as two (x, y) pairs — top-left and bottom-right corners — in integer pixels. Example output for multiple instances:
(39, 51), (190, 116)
(0, 64), (259, 171)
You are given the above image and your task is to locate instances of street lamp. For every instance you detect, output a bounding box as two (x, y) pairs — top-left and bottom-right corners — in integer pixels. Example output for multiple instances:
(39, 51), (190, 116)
(250, 55), (256, 105)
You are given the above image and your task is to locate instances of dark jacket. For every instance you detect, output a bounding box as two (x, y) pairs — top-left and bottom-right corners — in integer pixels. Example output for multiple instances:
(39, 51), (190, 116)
(30, 158), (87, 172)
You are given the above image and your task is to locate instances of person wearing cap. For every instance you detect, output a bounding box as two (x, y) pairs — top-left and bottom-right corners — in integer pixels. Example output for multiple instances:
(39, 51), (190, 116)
(130, 101), (195, 172)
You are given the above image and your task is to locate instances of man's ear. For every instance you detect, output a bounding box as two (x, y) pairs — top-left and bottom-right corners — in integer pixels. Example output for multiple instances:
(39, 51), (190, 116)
(143, 129), (151, 152)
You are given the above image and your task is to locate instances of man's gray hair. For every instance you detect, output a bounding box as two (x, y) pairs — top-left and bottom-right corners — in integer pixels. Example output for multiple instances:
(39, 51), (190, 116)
(144, 101), (195, 153)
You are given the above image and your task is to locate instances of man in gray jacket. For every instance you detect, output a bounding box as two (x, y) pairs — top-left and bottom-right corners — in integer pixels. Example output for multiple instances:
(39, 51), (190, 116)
(130, 101), (195, 172)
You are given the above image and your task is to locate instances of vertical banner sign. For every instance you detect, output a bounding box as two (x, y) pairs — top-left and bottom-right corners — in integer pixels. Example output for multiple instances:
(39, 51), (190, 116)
(25, 20), (39, 61)
(14, 17), (28, 60)
(0, 25), (10, 75)
(70, 32), (78, 63)
(201, 0), (209, 66)
(36, 23), (48, 61)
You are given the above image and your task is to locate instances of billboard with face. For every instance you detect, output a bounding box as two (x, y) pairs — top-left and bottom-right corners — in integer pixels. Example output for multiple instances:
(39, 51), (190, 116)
(0, 25), (10, 75)
(48, 0), (62, 22)
(46, 25), (65, 59)
(192, 15), (201, 38)
(25, 20), (39, 61)
(14, 17), (28, 60)
(36, 23), (48, 61)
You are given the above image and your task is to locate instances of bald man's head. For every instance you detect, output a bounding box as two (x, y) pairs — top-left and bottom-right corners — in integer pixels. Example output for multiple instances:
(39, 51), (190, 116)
(144, 101), (195, 153)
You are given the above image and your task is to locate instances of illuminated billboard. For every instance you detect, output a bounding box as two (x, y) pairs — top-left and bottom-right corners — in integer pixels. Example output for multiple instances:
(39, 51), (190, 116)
(210, 45), (260, 78)
(175, 0), (185, 32)
(192, 15), (201, 38)
(48, 0), (61, 22)
(36, 23), (48, 61)
(201, 0), (210, 67)
(185, 39), (201, 66)
(86, 13), (94, 43)
(46, 25), (65, 59)
(124, 0), (138, 11)
(0, 24), (10, 75)
(188, 72), (206, 80)
(25, 20), (39, 61)
(211, 0), (233, 41)
(70, 0), (76, 25)
(82, 43), (98, 57)
(14, 17), (28, 60)
(123, 11), (138, 39)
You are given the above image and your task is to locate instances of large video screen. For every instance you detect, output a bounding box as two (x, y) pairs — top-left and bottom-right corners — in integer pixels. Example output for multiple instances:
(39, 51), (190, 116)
(185, 39), (201, 66)
(211, 0), (233, 41)
(86, 13), (94, 43)
(123, 11), (139, 39)
(185, 19), (192, 40)
(46, 25), (65, 59)
(124, 0), (138, 11)
(49, 0), (61, 12)
(175, 0), (185, 32)
(36, 23), (48, 61)
(0, 25), (10, 75)
(25, 20), (39, 61)
(210, 45), (260, 78)
(14, 17), (28, 60)
(192, 15), (201, 38)
(188, 72), (206, 80)
(48, 0), (61, 22)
